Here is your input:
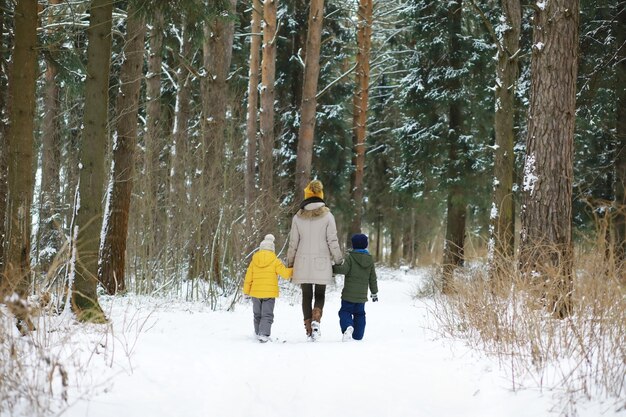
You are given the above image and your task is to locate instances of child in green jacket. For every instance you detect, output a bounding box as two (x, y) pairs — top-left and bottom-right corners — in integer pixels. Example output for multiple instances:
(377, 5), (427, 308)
(332, 233), (378, 341)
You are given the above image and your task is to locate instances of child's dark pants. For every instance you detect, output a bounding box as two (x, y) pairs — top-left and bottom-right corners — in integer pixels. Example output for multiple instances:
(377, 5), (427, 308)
(338, 300), (366, 340)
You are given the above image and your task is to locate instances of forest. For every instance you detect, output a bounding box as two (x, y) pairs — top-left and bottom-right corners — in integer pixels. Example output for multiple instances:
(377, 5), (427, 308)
(0, 0), (624, 415)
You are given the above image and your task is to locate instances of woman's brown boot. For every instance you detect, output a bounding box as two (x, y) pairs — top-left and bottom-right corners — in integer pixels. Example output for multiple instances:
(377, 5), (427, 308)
(311, 308), (322, 341)
(304, 319), (312, 338)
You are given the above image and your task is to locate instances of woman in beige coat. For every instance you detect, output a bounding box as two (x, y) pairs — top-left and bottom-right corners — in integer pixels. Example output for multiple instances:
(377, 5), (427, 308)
(287, 180), (343, 341)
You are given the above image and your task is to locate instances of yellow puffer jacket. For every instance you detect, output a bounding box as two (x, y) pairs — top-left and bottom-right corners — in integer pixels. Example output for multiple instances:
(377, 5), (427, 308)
(243, 250), (293, 298)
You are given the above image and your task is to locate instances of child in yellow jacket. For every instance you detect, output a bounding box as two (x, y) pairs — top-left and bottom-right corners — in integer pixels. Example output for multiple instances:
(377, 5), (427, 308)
(243, 234), (293, 343)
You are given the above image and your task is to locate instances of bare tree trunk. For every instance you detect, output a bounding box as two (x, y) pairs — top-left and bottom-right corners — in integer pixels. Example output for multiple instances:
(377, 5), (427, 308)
(0, 1), (8, 273)
(3, 0), (37, 333)
(349, 0), (373, 240)
(39, 0), (64, 275)
(442, 0), (465, 294)
(245, 0), (262, 219)
(614, 1), (626, 269)
(72, 0), (114, 322)
(99, 7), (146, 295)
(519, 0), (579, 318)
(402, 210), (416, 267)
(259, 0), (278, 234)
(170, 20), (193, 210)
(143, 8), (165, 277)
(169, 19), (194, 284)
(489, 0), (521, 273)
(295, 0), (325, 191)
(194, 0), (237, 285)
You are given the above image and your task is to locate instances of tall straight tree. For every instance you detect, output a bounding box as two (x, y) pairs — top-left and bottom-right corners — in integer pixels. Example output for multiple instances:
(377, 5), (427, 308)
(486, 0), (521, 274)
(259, 0), (278, 233)
(72, 0), (114, 322)
(39, 0), (64, 274)
(99, 5), (146, 295)
(2, 0), (37, 305)
(442, 0), (466, 294)
(349, 0), (373, 239)
(169, 18), (194, 278)
(193, 0), (237, 283)
(143, 6), (166, 273)
(245, 0), (262, 217)
(295, 0), (325, 191)
(0, 0), (8, 273)
(519, 0), (579, 318)
(614, 0), (626, 267)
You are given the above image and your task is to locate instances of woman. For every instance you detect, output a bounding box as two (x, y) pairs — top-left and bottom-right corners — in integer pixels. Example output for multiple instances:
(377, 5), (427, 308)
(287, 180), (343, 341)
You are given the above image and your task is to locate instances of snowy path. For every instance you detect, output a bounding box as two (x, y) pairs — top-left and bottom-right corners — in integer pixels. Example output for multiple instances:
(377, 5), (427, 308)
(63, 269), (612, 417)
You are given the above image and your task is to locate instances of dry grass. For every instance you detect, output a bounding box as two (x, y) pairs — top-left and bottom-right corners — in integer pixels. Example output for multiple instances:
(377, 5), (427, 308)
(425, 248), (625, 415)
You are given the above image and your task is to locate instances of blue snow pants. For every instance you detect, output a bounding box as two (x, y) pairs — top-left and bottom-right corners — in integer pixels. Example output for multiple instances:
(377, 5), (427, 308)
(338, 300), (366, 340)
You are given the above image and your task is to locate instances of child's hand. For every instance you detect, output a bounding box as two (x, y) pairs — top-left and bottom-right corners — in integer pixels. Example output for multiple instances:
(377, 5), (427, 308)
(371, 293), (378, 302)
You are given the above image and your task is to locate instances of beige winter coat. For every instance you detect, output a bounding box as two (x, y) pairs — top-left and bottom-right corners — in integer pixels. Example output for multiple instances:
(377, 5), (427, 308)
(287, 203), (343, 285)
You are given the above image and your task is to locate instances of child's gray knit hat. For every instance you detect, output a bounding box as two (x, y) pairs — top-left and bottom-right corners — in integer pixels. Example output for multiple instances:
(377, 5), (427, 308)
(259, 234), (275, 252)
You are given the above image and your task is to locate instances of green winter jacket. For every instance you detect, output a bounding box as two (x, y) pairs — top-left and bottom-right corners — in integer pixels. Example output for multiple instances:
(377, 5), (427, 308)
(332, 251), (378, 303)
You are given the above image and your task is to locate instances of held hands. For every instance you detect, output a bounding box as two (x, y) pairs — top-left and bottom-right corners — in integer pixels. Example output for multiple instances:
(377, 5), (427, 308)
(371, 293), (378, 302)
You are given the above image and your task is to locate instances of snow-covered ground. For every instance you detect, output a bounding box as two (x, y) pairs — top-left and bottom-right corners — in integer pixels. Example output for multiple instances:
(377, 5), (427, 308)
(8, 268), (621, 417)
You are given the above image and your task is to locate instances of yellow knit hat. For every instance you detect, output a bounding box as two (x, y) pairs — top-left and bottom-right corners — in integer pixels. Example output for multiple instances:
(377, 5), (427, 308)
(304, 180), (324, 200)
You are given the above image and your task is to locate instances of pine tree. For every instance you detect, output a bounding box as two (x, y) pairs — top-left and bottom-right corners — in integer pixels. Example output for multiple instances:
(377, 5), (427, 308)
(3, 0), (38, 332)
(72, 0), (114, 322)
(99, 4), (146, 295)
(519, 0), (579, 318)
(295, 0), (325, 191)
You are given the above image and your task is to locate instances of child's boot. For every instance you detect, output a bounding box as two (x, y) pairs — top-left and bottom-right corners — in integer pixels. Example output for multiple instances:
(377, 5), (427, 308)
(311, 308), (323, 341)
(342, 325), (354, 342)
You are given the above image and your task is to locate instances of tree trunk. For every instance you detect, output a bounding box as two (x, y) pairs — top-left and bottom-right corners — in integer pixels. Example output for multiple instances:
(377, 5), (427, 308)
(519, 0), (579, 318)
(170, 20), (193, 240)
(99, 7), (146, 295)
(143, 8), (165, 277)
(295, 0), (325, 191)
(0, 1), (8, 273)
(402, 210), (416, 267)
(259, 0), (279, 234)
(489, 0), (521, 274)
(3, 0), (38, 334)
(2, 0), (38, 308)
(72, 0), (114, 322)
(39, 0), (64, 275)
(614, 1), (626, 269)
(442, 0), (465, 294)
(195, 0), (237, 285)
(245, 0), (262, 219)
(348, 0), (373, 240)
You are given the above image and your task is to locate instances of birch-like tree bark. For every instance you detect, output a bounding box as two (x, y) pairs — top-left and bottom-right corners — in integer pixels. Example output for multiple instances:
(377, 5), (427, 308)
(295, 0), (325, 191)
(99, 6), (146, 295)
(519, 0), (579, 318)
(72, 0), (114, 322)
(348, 0), (373, 239)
